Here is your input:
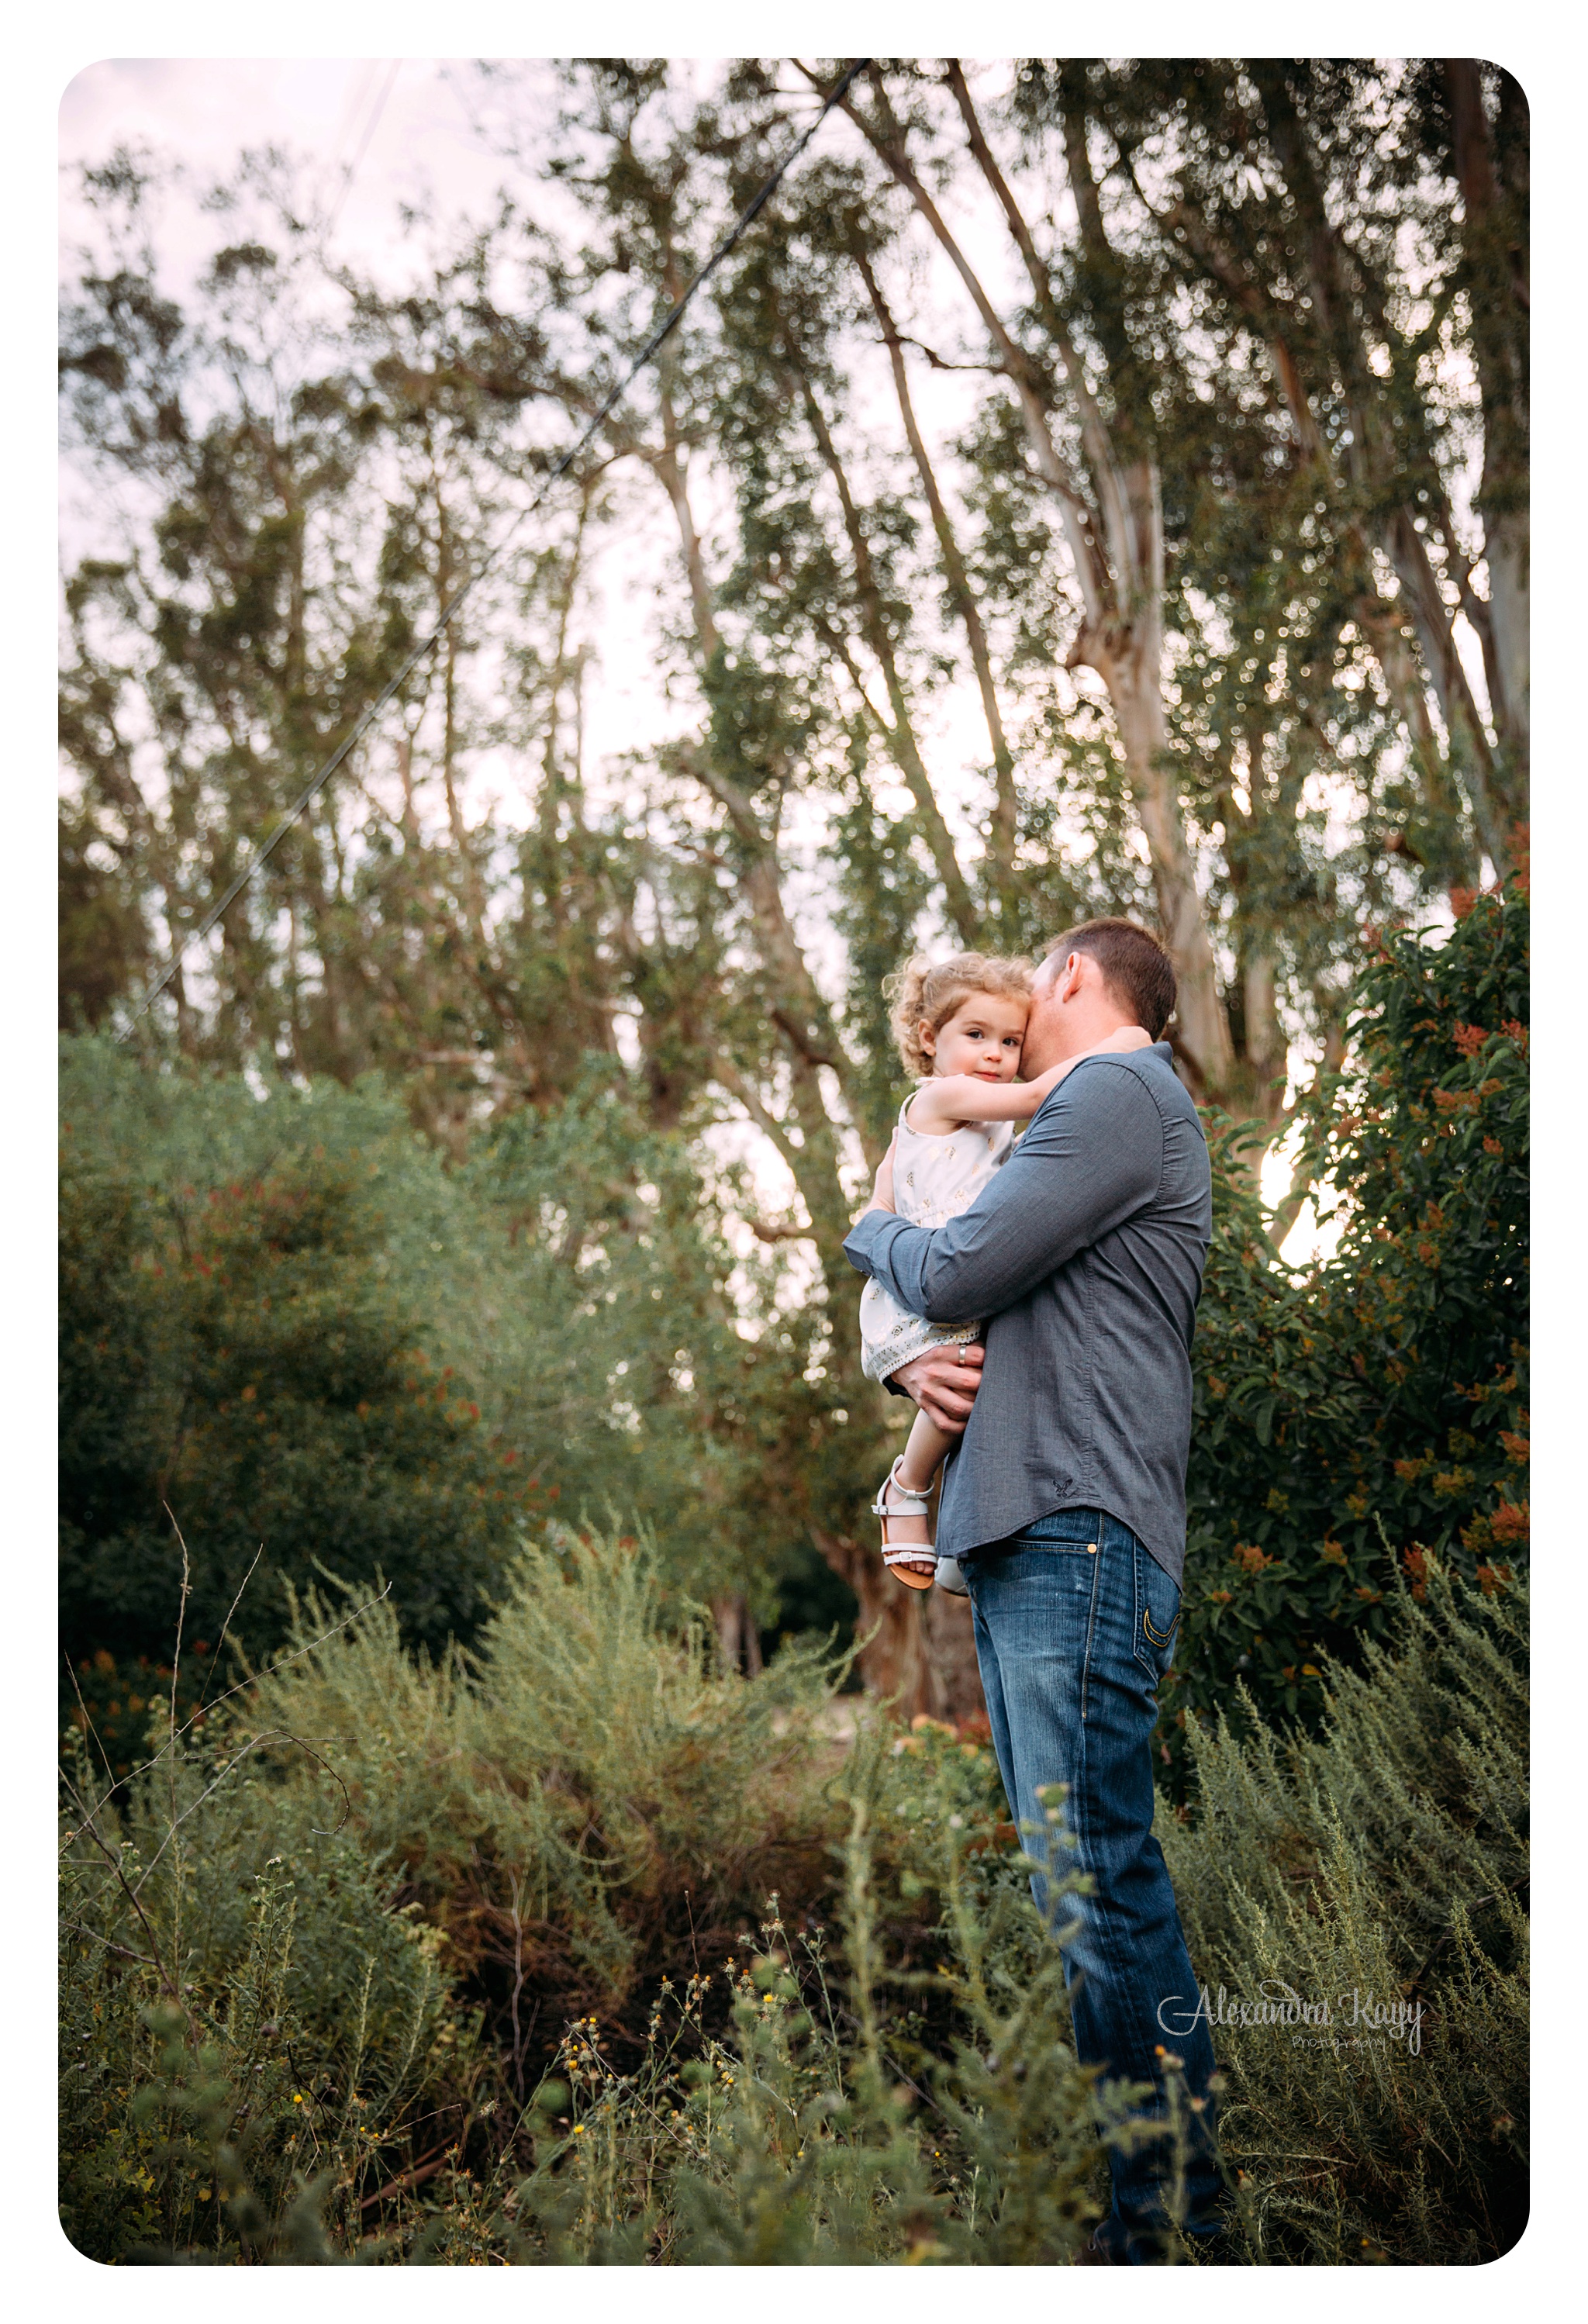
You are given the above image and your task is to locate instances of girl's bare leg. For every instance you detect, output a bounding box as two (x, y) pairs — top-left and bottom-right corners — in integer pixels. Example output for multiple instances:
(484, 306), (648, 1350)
(879, 1407), (956, 1572)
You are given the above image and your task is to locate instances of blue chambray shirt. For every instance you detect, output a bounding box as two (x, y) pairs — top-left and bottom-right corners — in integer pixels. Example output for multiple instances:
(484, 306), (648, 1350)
(842, 1044), (1211, 1587)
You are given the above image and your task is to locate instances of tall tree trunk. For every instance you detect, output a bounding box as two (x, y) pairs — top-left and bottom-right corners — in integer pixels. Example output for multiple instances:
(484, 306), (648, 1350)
(810, 1525), (930, 1710)
(808, 1507), (987, 1721)
(1151, 172), (1485, 884)
(1248, 62), (1507, 875)
(840, 67), (1238, 1094)
(1078, 609), (1234, 1093)
(1445, 58), (1529, 810)
(647, 397), (879, 1167)
(789, 356), (980, 945)
(710, 1592), (764, 1677)
(857, 247), (1019, 896)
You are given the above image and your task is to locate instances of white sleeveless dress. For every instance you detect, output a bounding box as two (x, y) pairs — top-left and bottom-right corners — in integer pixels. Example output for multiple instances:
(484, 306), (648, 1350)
(859, 1089), (1016, 1383)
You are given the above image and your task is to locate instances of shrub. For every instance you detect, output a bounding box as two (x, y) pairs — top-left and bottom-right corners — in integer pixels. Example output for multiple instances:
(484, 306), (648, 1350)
(1174, 878), (1528, 1772)
(64, 1642), (229, 1782)
(236, 1533), (849, 2049)
(61, 1534), (1524, 2264)
(58, 1035), (870, 1665)
(1157, 1555), (1528, 2263)
(60, 1692), (1170, 2266)
(60, 1138), (537, 1664)
(60, 1731), (477, 2263)
(499, 1760), (1155, 2266)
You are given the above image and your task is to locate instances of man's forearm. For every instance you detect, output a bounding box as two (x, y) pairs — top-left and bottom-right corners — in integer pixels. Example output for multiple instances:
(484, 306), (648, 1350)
(844, 1207), (978, 1324)
(844, 1207), (982, 1324)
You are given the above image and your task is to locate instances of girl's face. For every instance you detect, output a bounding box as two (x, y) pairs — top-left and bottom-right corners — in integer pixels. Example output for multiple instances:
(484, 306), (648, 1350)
(921, 991), (1030, 1082)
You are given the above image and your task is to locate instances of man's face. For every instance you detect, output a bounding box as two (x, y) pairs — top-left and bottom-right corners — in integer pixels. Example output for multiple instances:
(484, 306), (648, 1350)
(1019, 953), (1072, 1076)
(1023, 948), (1133, 1073)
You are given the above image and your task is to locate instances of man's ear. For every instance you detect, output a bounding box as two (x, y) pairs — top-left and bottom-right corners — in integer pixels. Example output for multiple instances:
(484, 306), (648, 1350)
(1055, 950), (1085, 1003)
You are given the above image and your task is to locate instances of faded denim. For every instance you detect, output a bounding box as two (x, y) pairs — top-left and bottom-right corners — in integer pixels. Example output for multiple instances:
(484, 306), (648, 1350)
(963, 1508), (1224, 2264)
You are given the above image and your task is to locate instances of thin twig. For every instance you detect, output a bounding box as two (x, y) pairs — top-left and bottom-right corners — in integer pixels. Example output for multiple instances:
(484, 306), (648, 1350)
(163, 1505), (192, 1989)
(508, 1873), (530, 2100)
(60, 1581), (393, 1834)
(68, 1799), (198, 2043)
(61, 1651), (119, 1796)
(192, 1540), (265, 1721)
(163, 1504), (192, 1766)
(60, 1917), (164, 1970)
(129, 1727), (353, 1898)
(357, 2143), (454, 2211)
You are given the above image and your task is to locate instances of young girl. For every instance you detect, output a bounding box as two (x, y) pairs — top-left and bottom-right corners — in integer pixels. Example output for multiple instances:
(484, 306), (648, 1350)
(861, 952), (1150, 1592)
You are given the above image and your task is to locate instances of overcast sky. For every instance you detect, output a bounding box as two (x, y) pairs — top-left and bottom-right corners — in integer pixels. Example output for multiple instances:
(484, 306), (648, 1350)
(60, 57), (509, 273)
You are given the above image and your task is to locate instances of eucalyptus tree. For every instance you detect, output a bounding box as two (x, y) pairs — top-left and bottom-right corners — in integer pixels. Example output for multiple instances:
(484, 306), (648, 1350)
(766, 57), (1525, 1108)
(60, 158), (482, 1083)
(1082, 56), (1528, 879)
(807, 59), (1238, 1095)
(62, 152), (658, 1150)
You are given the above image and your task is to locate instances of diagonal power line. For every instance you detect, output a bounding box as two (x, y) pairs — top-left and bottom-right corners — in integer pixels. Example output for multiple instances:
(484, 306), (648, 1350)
(120, 57), (874, 1036)
(324, 57), (402, 236)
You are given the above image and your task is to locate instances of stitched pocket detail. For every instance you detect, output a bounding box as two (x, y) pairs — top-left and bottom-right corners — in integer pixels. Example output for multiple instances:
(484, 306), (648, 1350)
(1015, 1508), (1102, 1552)
(1142, 1605), (1180, 1649)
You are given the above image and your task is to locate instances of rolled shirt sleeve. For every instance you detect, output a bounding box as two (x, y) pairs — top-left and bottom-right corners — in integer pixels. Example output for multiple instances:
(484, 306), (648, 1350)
(843, 1062), (1165, 1325)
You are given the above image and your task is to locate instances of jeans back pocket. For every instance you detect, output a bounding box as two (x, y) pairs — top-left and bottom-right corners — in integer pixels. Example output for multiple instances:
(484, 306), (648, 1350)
(1134, 1548), (1182, 1678)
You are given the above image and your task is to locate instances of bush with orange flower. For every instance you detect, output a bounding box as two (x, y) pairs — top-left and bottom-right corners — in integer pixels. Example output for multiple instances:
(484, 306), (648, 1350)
(1170, 876), (1528, 1781)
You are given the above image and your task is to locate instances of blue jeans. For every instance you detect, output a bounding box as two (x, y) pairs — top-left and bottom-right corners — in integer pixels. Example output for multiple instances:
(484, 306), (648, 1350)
(961, 1508), (1224, 2263)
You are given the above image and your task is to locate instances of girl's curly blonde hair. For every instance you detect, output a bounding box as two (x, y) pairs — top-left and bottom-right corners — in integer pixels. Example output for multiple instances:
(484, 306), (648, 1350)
(884, 951), (1034, 1079)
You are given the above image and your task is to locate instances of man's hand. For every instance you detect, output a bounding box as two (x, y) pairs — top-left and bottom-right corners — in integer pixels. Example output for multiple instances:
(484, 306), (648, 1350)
(888, 1341), (985, 1434)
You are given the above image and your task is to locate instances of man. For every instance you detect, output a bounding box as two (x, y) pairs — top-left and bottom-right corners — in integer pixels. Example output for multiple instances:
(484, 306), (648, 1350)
(844, 917), (1224, 2266)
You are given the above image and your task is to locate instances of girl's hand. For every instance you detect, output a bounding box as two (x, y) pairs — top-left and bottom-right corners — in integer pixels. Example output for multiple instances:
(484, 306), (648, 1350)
(868, 1136), (897, 1214)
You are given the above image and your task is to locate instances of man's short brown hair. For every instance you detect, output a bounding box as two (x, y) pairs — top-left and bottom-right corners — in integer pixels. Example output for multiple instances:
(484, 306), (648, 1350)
(1044, 918), (1176, 1041)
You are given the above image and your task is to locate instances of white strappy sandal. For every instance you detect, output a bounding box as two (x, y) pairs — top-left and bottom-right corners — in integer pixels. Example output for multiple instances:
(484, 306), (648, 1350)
(872, 1457), (937, 1593)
